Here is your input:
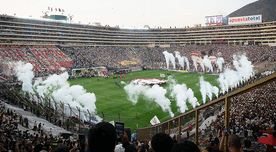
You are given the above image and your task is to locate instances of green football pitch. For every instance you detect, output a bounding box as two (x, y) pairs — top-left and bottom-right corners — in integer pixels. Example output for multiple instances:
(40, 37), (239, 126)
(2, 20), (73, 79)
(68, 70), (219, 131)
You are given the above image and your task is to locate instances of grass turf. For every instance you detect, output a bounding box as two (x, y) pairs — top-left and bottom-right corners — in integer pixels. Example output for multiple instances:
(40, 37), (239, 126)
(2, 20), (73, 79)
(68, 70), (219, 131)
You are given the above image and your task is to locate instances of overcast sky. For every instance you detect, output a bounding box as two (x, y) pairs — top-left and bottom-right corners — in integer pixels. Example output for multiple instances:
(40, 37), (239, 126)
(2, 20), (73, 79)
(1, 0), (258, 28)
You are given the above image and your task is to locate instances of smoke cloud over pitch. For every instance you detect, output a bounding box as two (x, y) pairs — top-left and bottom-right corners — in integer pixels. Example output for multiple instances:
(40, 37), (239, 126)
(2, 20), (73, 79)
(145, 85), (174, 117)
(170, 83), (199, 113)
(13, 62), (98, 121)
(168, 75), (199, 113)
(217, 54), (254, 93)
(199, 76), (219, 104)
(124, 82), (174, 118)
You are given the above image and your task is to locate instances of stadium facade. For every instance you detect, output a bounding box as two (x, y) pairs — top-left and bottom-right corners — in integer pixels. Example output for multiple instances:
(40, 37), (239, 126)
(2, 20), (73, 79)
(1, 14), (276, 47)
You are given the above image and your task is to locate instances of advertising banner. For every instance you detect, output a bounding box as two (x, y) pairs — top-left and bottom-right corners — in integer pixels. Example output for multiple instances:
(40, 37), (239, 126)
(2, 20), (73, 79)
(228, 15), (262, 25)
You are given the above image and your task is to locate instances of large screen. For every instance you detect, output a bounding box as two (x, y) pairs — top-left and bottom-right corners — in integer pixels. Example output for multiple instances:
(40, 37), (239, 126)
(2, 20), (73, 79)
(50, 15), (67, 21)
(205, 15), (223, 25)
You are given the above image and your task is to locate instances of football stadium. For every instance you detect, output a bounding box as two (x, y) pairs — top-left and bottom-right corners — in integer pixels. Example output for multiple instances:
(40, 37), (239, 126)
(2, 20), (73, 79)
(0, 1), (276, 152)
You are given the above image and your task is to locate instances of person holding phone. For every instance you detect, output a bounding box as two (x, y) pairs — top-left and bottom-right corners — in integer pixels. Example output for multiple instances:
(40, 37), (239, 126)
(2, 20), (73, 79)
(115, 122), (124, 142)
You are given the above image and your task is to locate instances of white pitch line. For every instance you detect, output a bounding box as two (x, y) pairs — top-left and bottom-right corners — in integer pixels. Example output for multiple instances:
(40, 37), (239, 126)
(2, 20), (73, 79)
(103, 93), (109, 98)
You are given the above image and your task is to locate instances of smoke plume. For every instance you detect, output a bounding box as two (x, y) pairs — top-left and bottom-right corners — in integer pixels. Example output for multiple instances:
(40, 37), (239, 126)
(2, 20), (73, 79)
(175, 51), (185, 70)
(199, 76), (219, 104)
(217, 55), (254, 93)
(163, 51), (176, 70)
(124, 82), (174, 118)
(202, 56), (213, 73)
(13, 62), (97, 121)
(216, 57), (224, 72)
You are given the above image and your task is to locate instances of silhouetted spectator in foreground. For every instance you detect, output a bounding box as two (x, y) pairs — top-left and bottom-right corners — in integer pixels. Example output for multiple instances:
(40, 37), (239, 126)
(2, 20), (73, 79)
(151, 133), (174, 152)
(88, 122), (135, 152)
(171, 141), (200, 152)
(243, 139), (253, 152)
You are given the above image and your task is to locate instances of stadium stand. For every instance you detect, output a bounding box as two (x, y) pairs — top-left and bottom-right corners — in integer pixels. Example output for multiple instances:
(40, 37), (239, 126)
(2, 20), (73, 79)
(1, 14), (276, 46)
(0, 14), (276, 152)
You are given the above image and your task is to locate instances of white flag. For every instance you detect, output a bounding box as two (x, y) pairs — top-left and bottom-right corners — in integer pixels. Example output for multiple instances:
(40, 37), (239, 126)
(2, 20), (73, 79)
(150, 115), (160, 125)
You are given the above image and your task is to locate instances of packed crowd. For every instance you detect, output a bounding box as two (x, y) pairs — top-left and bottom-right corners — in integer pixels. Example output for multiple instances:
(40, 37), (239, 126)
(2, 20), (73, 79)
(0, 103), (254, 152)
(0, 102), (92, 152)
(61, 46), (148, 69)
(182, 80), (276, 152)
(61, 44), (276, 73)
(1, 44), (275, 78)
(148, 45), (276, 71)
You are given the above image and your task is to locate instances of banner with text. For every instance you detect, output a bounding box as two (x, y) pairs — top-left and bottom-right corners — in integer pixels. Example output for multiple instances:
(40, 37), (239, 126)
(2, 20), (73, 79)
(228, 15), (262, 25)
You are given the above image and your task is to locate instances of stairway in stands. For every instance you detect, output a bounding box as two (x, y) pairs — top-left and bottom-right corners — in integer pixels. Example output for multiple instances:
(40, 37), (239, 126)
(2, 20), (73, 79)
(144, 47), (152, 66)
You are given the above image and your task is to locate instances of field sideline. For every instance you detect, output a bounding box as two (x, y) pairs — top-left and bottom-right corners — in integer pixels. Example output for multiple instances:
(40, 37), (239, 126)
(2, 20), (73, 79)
(68, 70), (219, 131)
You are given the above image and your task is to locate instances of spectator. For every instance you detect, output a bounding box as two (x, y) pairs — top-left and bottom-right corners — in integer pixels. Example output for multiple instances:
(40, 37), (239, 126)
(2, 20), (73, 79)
(88, 122), (135, 152)
(227, 134), (242, 152)
(171, 141), (200, 152)
(243, 140), (253, 152)
(151, 133), (174, 152)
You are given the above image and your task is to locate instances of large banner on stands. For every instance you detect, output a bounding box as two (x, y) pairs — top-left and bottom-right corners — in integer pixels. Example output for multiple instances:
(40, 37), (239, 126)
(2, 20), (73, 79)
(228, 15), (262, 25)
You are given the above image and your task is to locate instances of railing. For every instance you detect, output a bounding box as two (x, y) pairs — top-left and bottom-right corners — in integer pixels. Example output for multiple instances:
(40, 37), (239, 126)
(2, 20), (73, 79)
(137, 72), (276, 151)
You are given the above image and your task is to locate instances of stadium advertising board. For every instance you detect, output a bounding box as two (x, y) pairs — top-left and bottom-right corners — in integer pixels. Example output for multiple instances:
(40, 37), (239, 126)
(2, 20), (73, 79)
(205, 15), (223, 26)
(228, 15), (262, 25)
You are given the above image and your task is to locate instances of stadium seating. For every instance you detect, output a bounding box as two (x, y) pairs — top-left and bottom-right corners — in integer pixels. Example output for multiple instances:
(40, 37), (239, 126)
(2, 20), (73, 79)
(0, 46), (73, 73)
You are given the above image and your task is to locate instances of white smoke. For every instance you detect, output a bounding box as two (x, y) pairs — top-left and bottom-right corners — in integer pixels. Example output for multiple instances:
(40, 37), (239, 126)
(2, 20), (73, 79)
(124, 82), (174, 118)
(186, 88), (200, 108)
(175, 51), (185, 70)
(202, 56), (213, 73)
(145, 85), (174, 117)
(163, 51), (176, 70)
(167, 75), (177, 91)
(199, 77), (219, 104)
(171, 83), (199, 113)
(184, 56), (190, 71)
(233, 55), (254, 81)
(36, 72), (97, 120)
(13, 62), (35, 93)
(198, 58), (205, 72)
(217, 54), (254, 93)
(192, 58), (198, 71)
(212, 86), (219, 98)
(124, 83), (149, 105)
(13, 62), (98, 121)
(171, 84), (188, 113)
(216, 57), (224, 72)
